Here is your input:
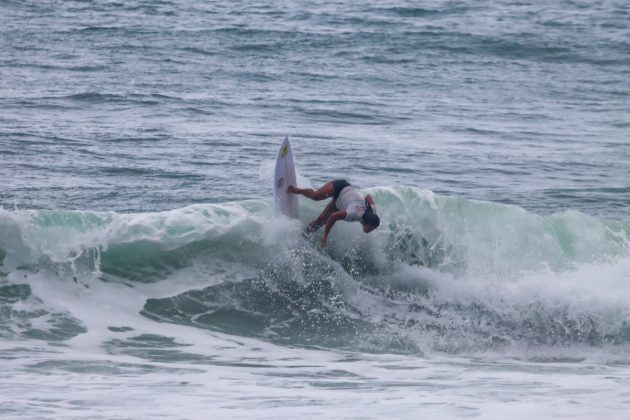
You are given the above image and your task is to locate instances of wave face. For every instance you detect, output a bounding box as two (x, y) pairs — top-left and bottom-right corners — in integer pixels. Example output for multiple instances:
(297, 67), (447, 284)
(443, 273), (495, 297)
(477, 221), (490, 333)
(1, 187), (629, 354)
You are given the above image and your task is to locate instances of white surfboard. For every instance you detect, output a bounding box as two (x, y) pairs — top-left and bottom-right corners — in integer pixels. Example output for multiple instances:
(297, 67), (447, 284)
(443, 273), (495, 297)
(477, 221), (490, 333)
(274, 136), (299, 219)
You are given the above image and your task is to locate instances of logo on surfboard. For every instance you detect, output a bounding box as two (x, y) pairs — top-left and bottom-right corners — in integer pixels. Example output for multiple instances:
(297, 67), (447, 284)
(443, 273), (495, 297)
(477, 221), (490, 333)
(277, 177), (284, 188)
(281, 144), (289, 158)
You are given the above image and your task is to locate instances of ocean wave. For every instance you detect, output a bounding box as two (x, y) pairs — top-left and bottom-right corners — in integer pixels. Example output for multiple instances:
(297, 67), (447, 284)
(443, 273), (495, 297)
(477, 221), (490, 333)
(1, 187), (629, 353)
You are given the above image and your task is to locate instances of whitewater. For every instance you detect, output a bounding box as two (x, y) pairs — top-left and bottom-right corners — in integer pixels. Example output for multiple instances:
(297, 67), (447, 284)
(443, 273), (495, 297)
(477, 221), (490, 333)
(2, 188), (630, 418)
(2, 0), (630, 418)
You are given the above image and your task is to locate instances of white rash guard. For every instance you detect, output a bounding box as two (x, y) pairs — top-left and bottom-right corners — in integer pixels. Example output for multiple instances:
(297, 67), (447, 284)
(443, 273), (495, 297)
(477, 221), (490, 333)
(336, 186), (366, 222)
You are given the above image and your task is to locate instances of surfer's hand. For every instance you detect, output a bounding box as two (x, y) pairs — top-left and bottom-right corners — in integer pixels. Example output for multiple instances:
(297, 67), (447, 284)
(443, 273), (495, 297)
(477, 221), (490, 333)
(287, 185), (298, 194)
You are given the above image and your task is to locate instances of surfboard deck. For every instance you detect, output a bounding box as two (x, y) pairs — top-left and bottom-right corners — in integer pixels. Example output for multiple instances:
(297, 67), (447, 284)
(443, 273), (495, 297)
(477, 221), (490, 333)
(274, 136), (299, 219)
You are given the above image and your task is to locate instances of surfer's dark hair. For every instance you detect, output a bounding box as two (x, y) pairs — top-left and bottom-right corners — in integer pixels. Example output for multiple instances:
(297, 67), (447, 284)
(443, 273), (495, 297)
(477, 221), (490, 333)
(362, 205), (380, 228)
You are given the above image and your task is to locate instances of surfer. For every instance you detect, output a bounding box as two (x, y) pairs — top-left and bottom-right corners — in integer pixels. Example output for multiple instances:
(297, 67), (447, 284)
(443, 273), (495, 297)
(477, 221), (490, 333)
(287, 180), (380, 247)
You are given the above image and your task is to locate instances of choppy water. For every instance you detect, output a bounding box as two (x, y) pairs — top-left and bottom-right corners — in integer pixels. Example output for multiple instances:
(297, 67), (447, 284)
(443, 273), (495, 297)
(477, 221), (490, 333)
(2, 0), (630, 418)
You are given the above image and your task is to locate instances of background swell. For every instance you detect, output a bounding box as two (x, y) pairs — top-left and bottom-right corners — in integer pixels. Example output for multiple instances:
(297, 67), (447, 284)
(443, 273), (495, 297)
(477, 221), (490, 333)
(1, 0), (629, 217)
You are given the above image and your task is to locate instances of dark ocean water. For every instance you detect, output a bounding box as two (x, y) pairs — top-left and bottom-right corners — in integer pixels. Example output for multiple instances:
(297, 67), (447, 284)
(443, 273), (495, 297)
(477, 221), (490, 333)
(1, 1), (630, 418)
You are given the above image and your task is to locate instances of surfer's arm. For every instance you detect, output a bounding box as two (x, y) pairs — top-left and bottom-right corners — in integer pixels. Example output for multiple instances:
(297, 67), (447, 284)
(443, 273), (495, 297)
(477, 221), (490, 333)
(321, 211), (347, 247)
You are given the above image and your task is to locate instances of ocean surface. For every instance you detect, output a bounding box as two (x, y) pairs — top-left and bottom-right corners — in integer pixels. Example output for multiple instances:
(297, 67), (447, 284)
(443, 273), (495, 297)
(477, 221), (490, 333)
(1, 0), (630, 418)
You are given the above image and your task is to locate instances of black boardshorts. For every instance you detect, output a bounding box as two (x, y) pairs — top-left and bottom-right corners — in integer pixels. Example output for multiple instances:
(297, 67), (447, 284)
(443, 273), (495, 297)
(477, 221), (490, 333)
(331, 179), (351, 202)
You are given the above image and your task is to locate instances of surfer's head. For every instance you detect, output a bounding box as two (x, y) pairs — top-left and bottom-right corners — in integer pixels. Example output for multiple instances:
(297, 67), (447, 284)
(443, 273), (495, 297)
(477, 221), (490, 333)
(361, 207), (380, 233)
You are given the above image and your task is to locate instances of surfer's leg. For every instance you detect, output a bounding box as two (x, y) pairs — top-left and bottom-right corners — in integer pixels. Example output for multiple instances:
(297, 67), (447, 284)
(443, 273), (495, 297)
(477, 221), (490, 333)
(305, 201), (336, 234)
(288, 182), (334, 201)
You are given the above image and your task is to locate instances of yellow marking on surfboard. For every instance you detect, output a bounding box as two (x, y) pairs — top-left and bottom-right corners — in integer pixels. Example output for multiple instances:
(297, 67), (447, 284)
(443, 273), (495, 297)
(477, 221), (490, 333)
(281, 143), (289, 158)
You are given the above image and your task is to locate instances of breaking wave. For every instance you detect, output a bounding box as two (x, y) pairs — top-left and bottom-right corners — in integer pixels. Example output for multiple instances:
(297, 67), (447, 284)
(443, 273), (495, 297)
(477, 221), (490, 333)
(1, 187), (629, 354)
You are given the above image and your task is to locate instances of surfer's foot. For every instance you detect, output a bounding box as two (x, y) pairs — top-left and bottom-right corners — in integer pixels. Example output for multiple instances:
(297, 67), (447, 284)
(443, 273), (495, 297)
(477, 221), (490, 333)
(304, 222), (321, 235)
(287, 185), (299, 194)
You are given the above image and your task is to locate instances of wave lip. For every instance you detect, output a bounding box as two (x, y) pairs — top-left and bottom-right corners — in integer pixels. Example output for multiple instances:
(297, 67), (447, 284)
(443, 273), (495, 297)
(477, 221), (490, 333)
(1, 187), (628, 278)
